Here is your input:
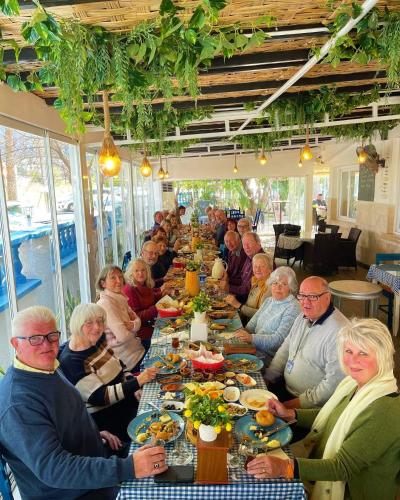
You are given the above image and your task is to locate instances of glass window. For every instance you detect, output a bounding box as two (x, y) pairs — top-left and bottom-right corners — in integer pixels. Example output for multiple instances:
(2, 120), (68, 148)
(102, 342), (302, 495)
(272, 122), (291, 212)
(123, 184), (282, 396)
(50, 138), (81, 331)
(0, 126), (60, 318)
(339, 167), (359, 220)
(0, 210), (13, 369)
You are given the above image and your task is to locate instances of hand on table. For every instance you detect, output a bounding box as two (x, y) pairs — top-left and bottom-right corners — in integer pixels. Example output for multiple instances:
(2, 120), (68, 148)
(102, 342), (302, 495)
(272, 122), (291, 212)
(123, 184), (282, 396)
(282, 398), (300, 410)
(268, 399), (296, 421)
(133, 444), (168, 478)
(137, 367), (158, 386)
(225, 294), (241, 309)
(100, 431), (123, 451)
(173, 239), (182, 252)
(246, 456), (293, 479)
(234, 329), (252, 343)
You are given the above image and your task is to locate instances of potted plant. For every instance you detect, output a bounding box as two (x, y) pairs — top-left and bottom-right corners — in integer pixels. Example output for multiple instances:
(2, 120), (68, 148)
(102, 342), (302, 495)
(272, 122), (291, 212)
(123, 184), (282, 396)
(185, 260), (201, 296)
(191, 290), (211, 323)
(184, 384), (232, 442)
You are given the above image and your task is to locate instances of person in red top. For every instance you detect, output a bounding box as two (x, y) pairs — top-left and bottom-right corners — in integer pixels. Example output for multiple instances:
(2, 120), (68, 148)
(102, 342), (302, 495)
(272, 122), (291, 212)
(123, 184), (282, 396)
(122, 258), (169, 351)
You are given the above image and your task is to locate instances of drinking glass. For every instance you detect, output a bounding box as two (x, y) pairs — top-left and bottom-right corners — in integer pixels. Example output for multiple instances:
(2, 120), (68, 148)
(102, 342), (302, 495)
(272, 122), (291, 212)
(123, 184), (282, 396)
(169, 437), (193, 465)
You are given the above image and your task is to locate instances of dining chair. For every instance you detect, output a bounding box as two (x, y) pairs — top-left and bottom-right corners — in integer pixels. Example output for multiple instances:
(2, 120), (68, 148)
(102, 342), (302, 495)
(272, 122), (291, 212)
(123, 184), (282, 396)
(303, 233), (341, 275)
(0, 454), (13, 500)
(375, 253), (400, 329)
(338, 227), (362, 270)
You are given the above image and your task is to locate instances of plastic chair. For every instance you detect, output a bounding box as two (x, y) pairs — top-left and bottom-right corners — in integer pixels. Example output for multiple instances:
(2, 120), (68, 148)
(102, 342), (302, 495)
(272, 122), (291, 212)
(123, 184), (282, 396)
(375, 253), (400, 329)
(0, 455), (13, 500)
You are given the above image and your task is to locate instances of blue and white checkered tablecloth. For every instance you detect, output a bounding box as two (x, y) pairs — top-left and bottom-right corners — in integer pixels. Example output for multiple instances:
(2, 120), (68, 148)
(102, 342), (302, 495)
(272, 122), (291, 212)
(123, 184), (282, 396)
(118, 318), (306, 500)
(367, 264), (400, 294)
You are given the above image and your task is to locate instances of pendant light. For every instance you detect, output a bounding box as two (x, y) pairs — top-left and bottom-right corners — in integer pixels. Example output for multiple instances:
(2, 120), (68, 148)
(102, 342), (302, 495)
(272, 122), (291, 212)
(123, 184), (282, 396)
(140, 143), (152, 177)
(99, 91), (121, 177)
(356, 145), (368, 164)
(233, 146), (239, 173)
(259, 147), (267, 165)
(298, 151), (303, 168)
(300, 125), (313, 161)
(157, 154), (165, 179)
(164, 157), (170, 178)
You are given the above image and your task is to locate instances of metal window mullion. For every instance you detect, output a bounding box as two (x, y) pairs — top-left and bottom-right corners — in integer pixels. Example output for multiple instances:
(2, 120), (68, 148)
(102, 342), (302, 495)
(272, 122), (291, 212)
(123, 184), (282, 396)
(94, 154), (105, 268)
(70, 144), (91, 303)
(43, 132), (66, 337)
(0, 150), (18, 326)
(110, 178), (118, 265)
(126, 157), (137, 255)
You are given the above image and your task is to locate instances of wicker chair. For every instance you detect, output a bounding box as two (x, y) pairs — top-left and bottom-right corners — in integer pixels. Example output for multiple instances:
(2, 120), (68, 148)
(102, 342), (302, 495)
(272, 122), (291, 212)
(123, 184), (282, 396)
(338, 228), (362, 270)
(303, 233), (341, 275)
(273, 224), (303, 268)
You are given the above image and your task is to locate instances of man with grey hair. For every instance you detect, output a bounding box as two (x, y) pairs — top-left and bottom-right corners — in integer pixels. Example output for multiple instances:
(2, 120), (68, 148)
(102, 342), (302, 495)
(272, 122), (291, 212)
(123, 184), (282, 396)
(237, 217), (251, 237)
(214, 209), (227, 247)
(229, 231), (264, 302)
(220, 230), (247, 291)
(0, 306), (167, 500)
(141, 240), (166, 285)
(265, 276), (348, 410)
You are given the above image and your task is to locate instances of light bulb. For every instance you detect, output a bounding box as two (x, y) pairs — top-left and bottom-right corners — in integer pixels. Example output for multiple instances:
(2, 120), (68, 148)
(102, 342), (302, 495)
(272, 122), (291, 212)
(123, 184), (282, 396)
(99, 135), (121, 177)
(259, 151), (267, 165)
(157, 166), (165, 179)
(358, 148), (368, 164)
(140, 156), (152, 177)
(301, 145), (313, 161)
(164, 170), (170, 179)
(298, 160), (303, 168)
(233, 164), (238, 173)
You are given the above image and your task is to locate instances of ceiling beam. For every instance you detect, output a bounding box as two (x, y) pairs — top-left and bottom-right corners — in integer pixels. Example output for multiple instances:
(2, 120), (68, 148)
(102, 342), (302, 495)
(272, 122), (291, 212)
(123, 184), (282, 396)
(231, 0), (380, 137)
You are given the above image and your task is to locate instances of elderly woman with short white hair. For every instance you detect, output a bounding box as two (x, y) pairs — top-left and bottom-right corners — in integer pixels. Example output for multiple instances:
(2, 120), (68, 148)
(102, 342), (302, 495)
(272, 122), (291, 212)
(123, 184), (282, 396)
(59, 303), (157, 441)
(247, 318), (400, 500)
(234, 266), (300, 361)
(225, 253), (273, 321)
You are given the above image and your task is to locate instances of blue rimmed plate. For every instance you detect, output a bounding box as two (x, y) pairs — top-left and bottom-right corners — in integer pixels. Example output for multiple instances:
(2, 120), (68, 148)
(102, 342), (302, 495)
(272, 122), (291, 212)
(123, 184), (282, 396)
(144, 356), (182, 375)
(127, 410), (184, 444)
(225, 354), (263, 372)
(235, 414), (292, 450)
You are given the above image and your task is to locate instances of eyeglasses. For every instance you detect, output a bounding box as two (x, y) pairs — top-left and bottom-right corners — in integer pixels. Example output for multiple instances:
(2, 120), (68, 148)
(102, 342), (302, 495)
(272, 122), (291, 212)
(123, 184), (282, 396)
(237, 224), (248, 228)
(271, 281), (289, 287)
(16, 331), (61, 346)
(296, 292), (328, 302)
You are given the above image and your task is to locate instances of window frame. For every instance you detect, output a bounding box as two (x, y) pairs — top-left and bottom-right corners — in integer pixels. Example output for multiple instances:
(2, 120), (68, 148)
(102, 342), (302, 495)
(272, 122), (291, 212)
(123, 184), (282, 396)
(337, 165), (359, 222)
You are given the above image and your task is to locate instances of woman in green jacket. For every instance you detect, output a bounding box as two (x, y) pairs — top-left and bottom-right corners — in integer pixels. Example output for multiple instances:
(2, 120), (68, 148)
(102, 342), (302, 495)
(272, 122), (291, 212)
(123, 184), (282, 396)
(247, 318), (400, 500)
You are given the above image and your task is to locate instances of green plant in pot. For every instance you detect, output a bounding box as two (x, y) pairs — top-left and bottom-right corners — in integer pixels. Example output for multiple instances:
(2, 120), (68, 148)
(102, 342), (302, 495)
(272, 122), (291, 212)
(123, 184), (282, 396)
(191, 290), (211, 322)
(184, 383), (232, 442)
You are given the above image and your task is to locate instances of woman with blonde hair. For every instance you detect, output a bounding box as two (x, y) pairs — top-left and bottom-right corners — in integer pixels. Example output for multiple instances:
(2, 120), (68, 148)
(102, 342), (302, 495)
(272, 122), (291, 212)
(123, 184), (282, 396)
(247, 318), (400, 500)
(122, 258), (167, 350)
(96, 265), (144, 372)
(225, 252), (273, 322)
(59, 303), (157, 441)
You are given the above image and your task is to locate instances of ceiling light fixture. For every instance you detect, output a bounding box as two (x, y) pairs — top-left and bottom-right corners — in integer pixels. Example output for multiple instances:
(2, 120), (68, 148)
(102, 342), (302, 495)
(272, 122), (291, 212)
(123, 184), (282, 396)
(233, 145), (239, 173)
(300, 125), (313, 161)
(298, 151), (303, 168)
(157, 154), (165, 179)
(356, 145), (368, 164)
(259, 147), (267, 165)
(140, 144), (152, 177)
(99, 91), (121, 177)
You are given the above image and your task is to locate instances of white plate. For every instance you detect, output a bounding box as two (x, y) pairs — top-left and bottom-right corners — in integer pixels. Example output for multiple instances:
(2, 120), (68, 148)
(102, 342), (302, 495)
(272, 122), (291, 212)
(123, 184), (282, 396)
(239, 389), (277, 411)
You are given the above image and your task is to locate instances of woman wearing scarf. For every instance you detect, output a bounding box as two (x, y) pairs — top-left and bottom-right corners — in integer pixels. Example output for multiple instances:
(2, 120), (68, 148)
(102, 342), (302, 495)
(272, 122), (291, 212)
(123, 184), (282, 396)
(225, 253), (273, 322)
(234, 266), (300, 363)
(247, 318), (400, 500)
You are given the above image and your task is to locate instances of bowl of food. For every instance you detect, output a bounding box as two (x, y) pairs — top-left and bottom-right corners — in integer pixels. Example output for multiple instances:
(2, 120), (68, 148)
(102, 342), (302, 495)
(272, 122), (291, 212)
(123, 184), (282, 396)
(156, 297), (183, 318)
(192, 358), (225, 372)
(223, 386), (240, 402)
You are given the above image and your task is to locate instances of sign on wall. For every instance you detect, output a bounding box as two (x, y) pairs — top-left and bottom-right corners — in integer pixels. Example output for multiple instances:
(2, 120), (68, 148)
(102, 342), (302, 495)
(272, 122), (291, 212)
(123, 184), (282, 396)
(358, 165), (375, 201)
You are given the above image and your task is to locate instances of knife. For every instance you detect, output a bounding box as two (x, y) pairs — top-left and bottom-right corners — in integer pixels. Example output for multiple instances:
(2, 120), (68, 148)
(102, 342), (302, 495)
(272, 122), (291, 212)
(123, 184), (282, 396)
(260, 418), (297, 438)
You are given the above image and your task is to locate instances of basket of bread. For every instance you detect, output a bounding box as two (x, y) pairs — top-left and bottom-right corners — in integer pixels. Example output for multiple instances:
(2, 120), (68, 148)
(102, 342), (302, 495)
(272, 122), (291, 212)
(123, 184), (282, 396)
(156, 296), (183, 318)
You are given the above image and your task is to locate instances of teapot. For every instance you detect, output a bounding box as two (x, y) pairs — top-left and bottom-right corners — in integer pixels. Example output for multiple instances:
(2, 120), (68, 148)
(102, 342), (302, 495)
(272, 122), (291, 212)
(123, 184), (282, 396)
(211, 257), (227, 280)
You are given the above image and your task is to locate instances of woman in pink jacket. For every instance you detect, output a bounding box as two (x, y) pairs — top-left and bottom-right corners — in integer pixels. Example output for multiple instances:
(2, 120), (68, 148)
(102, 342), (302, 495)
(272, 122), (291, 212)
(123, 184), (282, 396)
(96, 265), (145, 372)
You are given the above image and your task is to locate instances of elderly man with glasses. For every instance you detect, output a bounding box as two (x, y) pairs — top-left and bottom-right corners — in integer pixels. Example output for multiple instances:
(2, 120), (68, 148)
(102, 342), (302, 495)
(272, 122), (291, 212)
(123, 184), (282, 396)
(0, 306), (167, 500)
(264, 276), (348, 411)
(237, 218), (251, 237)
(141, 240), (166, 286)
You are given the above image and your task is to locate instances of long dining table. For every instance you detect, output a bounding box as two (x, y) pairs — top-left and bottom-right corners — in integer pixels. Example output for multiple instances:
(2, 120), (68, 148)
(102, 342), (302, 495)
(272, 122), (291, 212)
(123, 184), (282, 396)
(117, 315), (306, 500)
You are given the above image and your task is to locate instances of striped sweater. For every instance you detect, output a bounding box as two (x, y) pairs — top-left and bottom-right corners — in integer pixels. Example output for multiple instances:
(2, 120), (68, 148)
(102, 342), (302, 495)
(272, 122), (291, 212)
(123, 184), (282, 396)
(59, 334), (140, 414)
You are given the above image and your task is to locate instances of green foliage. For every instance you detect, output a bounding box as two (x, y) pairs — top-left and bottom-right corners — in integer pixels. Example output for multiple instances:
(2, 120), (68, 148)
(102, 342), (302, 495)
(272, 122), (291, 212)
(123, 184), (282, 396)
(186, 260), (201, 272)
(191, 290), (211, 312)
(184, 387), (232, 428)
(65, 287), (80, 335)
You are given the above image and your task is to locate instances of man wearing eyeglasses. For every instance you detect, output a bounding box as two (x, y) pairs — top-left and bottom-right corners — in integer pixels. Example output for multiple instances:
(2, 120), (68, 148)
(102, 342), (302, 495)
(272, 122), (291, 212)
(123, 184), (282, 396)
(265, 276), (348, 410)
(0, 306), (167, 500)
(141, 240), (166, 287)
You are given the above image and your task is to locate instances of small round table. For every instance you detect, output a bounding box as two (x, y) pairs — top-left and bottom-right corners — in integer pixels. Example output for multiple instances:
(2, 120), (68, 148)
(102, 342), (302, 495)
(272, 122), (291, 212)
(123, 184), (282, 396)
(329, 280), (383, 317)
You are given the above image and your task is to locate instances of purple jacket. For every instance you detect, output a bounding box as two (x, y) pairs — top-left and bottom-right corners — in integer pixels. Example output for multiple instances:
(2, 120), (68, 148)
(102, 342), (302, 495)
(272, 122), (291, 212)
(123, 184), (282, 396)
(229, 248), (264, 302)
(227, 246), (247, 287)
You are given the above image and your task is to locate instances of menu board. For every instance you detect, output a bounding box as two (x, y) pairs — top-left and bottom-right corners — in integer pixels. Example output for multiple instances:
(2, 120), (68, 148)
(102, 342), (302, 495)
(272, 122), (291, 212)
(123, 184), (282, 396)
(358, 165), (375, 201)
